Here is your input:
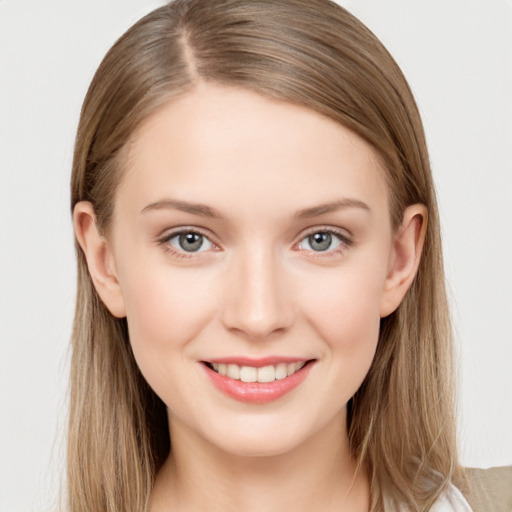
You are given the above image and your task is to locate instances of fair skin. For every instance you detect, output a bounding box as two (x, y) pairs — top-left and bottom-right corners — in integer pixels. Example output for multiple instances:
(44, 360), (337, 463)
(74, 84), (426, 512)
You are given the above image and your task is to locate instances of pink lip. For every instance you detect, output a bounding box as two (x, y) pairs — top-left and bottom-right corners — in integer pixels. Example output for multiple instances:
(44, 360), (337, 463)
(200, 359), (315, 404)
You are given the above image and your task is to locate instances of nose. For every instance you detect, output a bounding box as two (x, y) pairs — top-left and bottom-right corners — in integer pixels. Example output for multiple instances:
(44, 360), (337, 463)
(220, 245), (295, 340)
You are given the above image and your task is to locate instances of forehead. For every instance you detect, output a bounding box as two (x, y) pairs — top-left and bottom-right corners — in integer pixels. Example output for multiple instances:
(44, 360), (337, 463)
(117, 84), (389, 218)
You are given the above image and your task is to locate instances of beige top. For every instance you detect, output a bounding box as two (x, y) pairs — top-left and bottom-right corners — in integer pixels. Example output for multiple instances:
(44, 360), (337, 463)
(430, 484), (473, 511)
(389, 483), (473, 511)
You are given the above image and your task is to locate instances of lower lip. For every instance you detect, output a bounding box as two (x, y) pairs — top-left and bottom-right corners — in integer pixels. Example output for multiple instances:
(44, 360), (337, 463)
(201, 361), (315, 404)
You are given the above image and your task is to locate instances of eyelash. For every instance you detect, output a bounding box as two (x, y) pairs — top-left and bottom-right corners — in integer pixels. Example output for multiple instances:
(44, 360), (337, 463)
(158, 228), (217, 259)
(295, 227), (354, 259)
(157, 226), (354, 260)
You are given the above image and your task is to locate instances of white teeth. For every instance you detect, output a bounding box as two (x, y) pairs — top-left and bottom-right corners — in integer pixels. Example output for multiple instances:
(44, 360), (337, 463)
(286, 362), (296, 375)
(209, 361), (308, 382)
(239, 366), (257, 382)
(257, 365), (276, 383)
(226, 364), (240, 379)
(275, 363), (287, 380)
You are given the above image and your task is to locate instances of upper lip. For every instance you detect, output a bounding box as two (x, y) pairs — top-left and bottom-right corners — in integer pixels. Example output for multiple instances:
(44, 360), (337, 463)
(203, 356), (314, 368)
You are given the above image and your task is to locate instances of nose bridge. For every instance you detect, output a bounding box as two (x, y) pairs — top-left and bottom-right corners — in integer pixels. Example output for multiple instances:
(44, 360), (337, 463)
(221, 241), (293, 339)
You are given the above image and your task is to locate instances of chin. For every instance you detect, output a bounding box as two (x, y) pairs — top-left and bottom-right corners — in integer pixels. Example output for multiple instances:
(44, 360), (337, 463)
(201, 416), (318, 459)
(217, 435), (303, 458)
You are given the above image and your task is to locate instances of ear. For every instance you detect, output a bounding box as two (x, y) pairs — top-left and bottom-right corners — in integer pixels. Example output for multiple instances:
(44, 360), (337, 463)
(379, 204), (427, 318)
(73, 201), (126, 318)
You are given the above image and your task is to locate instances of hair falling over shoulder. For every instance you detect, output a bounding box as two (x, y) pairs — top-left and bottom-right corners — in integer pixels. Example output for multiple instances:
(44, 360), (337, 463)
(68, 1), (465, 510)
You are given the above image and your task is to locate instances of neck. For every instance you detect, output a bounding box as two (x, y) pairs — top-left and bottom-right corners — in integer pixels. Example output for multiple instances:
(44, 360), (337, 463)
(150, 409), (370, 512)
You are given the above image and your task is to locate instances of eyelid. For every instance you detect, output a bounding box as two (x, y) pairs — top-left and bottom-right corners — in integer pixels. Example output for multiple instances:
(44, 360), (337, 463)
(157, 226), (220, 258)
(297, 225), (353, 243)
(158, 225), (217, 242)
(294, 226), (354, 256)
(156, 225), (354, 259)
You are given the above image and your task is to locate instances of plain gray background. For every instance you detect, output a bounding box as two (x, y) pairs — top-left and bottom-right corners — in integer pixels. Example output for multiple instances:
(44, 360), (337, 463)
(1, 0), (511, 510)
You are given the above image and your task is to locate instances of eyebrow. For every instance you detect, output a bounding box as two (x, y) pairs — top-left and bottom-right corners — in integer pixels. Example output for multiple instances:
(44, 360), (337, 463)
(141, 197), (370, 219)
(295, 198), (371, 219)
(141, 199), (222, 218)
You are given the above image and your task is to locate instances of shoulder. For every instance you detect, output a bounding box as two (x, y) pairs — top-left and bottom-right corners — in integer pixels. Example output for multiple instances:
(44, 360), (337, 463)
(429, 483), (473, 512)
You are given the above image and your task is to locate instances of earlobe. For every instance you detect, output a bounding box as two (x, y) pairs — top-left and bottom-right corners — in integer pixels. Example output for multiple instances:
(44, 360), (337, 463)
(73, 201), (126, 318)
(379, 204), (427, 318)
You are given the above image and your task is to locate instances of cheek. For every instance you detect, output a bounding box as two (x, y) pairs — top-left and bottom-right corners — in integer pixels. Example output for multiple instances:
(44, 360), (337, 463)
(118, 263), (219, 368)
(305, 261), (384, 332)
(298, 261), (386, 380)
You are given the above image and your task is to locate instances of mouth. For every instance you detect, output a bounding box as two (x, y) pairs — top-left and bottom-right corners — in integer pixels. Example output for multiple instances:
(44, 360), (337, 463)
(200, 358), (316, 404)
(203, 360), (313, 383)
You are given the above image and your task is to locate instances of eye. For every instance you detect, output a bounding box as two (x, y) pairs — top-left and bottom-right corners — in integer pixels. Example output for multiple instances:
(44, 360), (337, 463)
(167, 231), (214, 253)
(297, 230), (348, 253)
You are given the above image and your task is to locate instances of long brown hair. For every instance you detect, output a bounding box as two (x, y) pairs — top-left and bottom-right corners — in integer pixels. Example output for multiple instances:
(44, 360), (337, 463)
(69, 1), (463, 510)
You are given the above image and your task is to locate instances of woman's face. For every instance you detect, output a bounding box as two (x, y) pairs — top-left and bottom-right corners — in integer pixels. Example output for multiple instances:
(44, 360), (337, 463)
(105, 84), (399, 456)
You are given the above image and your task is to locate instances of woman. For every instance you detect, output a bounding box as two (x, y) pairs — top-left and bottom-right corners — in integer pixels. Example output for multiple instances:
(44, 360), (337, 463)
(69, 0), (472, 510)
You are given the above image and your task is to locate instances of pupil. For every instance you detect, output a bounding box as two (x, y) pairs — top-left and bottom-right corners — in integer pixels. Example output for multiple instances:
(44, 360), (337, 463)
(310, 232), (331, 251)
(179, 233), (203, 252)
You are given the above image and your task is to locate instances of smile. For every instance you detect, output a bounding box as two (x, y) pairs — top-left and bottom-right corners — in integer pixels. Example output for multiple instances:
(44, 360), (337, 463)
(201, 358), (316, 404)
(206, 361), (307, 383)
